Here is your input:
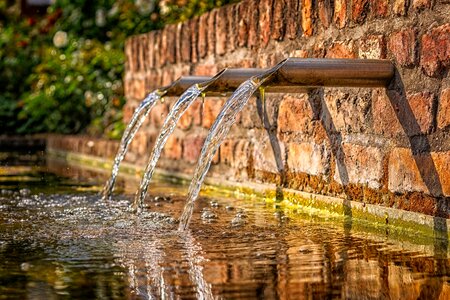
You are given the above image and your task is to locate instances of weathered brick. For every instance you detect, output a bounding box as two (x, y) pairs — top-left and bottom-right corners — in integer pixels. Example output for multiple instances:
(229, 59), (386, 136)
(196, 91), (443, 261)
(437, 88), (450, 129)
(226, 5), (237, 52)
(183, 134), (205, 163)
(198, 13), (208, 58)
(271, 0), (285, 40)
(232, 139), (252, 169)
(388, 28), (416, 67)
(189, 18), (199, 63)
(318, 0), (332, 28)
(359, 35), (386, 59)
(123, 101), (139, 124)
(149, 101), (169, 129)
(287, 142), (330, 176)
(412, 0), (432, 10)
(207, 10), (217, 56)
(146, 32), (155, 69)
(285, 0), (300, 39)
(164, 135), (183, 160)
(301, 0), (314, 36)
(405, 92), (435, 134)
(153, 30), (161, 68)
(322, 89), (371, 133)
(178, 100), (202, 130)
(420, 24), (450, 77)
(334, 0), (347, 29)
(237, 2), (248, 47)
(202, 98), (225, 128)
(325, 41), (356, 58)
(372, 89), (404, 136)
(175, 23), (182, 64)
(371, 0), (389, 18)
(125, 38), (133, 73)
(392, 0), (407, 16)
(389, 148), (450, 196)
(180, 23), (191, 62)
(253, 135), (286, 174)
(193, 64), (218, 76)
(278, 94), (320, 133)
(247, 0), (260, 48)
(352, 0), (369, 23)
(220, 139), (234, 165)
(259, 0), (273, 48)
(334, 143), (385, 189)
(215, 8), (228, 56)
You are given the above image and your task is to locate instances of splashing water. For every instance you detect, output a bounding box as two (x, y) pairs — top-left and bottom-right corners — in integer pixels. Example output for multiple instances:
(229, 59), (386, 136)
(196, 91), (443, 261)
(102, 90), (164, 201)
(178, 61), (287, 231)
(133, 70), (226, 212)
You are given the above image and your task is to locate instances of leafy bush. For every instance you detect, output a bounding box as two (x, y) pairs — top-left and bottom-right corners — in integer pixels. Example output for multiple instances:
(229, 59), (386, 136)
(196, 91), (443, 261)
(1, 0), (238, 138)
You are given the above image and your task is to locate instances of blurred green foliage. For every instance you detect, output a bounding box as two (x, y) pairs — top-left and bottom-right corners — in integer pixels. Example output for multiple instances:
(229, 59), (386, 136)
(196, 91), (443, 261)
(0, 0), (238, 138)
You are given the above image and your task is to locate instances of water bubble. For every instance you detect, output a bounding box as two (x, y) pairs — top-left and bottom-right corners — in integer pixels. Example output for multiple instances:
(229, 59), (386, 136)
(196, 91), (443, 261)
(201, 209), (217, 220)
(225, 205), (234, 211)
(210, 200), (219, 208)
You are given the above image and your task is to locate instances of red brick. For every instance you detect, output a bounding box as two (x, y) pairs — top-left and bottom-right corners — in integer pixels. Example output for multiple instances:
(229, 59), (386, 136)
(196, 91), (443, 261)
(202, 98), (225, 128)
(259, 0), (273, 48)
(334, 143), (385, 189)
(287, 142), (330, 176)
(232, 139), (252, 169)
(247, 0), (260, 48)
(392, 0), (407, 16)
(373, 90), (435, 136)
(146, 32), (155, 69)
(149, 101), (169, 129)
(371, 0), (389, 18)
(318, 0), (332, 28)
(334, 0), (347, 29)
(420, 24), (450, 77)
(388, 29), (416, 67)
(164, 135), (183, 160)
(198, 14), (208, 58)
(123, 101), (139, 124)
(189, 18), (199, 63)
(207, 10), (217, 56)
(174, 24), (182, 64)
(301, 0), (314, 36)
(285, 0), (300, 39)
(130, 77), (147, 100)
(226, 5), (237, 52)
(153, 31), (161, 68)
(325, 41), (356, 58)
(372, 89), (404, 136)
(278, 94), (319, 133)
(237, 2), (248, 47)
(220, 139), (234, 165)
(180, 23), (191, 62)
(437, 88), (450, 129)
(193, 64), (218, 76)
(183, 134), (205, 164)
(124, 38), (133, 73)
(351, 0), (369, 23)
(215, 8), (228, 56)
(253, 135), (286, 174)
(405, 92), (435, 134)
(359, 35), (386, 59)
(178, 100), (202, 130)
(271, 0), (285, 40)
(322, 90), (371, 133)
(412, 0), (432, 10)
(389, 148), (450, 196)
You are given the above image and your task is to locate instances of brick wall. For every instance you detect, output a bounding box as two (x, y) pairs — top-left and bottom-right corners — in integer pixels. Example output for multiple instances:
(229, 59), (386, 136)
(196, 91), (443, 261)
(122, 0), (450, 218)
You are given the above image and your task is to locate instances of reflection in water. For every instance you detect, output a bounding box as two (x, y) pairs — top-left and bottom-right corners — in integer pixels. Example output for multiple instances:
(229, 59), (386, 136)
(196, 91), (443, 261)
(0, 158), (449, 299)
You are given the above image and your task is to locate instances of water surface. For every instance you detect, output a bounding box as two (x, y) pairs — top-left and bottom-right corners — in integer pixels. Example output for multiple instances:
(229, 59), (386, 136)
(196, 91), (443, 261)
(0, 154), (449, 299)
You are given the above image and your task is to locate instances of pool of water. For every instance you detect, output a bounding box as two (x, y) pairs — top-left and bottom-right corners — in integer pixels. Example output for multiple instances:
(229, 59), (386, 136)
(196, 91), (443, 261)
(0, 152), (449, 299)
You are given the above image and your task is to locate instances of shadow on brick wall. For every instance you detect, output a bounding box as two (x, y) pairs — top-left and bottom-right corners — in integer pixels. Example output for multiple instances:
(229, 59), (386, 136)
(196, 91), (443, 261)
(387, 69), (448, 298)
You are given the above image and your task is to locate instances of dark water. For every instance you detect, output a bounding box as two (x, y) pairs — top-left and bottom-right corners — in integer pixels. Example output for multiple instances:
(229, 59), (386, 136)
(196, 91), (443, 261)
(0, 153), (449, 299)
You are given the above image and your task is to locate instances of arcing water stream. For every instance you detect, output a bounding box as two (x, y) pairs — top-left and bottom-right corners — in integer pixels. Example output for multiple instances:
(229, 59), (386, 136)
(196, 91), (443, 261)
(178, 60), (287, 230)
(133, 70), (226, 213)
(102, 90), (164, 201)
